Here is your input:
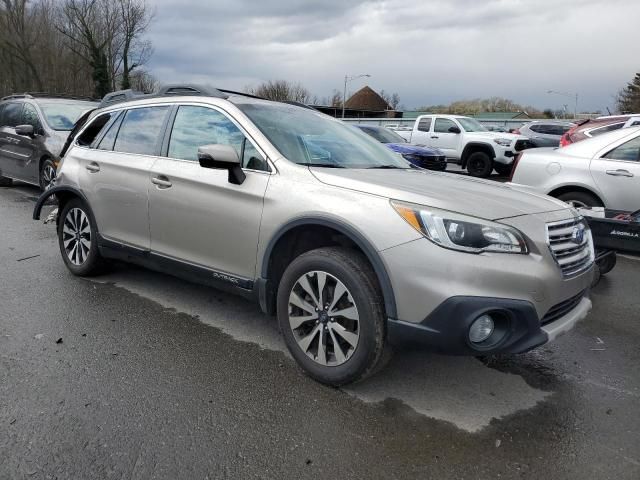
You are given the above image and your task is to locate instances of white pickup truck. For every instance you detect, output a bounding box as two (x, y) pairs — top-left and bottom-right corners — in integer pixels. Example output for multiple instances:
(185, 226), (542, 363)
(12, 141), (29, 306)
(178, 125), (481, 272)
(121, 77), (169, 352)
(394, 114), (534, 177)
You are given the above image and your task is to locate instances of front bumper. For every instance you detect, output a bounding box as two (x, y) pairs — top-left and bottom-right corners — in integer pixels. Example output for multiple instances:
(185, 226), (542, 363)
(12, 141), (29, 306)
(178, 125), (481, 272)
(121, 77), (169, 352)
(387, 293), (591, 355)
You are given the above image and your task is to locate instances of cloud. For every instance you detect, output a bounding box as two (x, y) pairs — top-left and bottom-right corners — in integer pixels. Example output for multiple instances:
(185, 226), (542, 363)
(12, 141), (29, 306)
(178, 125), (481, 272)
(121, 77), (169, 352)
(146, 0), (637, 112)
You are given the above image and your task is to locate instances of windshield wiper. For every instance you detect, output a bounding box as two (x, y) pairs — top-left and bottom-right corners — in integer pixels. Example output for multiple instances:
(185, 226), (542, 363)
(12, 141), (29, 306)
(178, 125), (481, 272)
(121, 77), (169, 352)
(366, 165), (404, 169)
(305, 163), (345, 168)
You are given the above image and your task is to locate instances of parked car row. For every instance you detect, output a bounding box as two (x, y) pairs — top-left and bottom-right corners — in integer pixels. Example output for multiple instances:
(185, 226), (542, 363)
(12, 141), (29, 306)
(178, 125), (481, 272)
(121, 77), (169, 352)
(23, 84), (594, 386)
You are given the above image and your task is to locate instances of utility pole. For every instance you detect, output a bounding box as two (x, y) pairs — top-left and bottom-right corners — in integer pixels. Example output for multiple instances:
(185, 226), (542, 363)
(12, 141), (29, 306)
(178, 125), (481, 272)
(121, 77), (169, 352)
(342, 74), (371, 119)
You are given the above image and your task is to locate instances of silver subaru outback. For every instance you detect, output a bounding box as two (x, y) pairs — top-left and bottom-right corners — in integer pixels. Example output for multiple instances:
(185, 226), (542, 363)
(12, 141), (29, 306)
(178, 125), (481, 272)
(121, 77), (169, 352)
(33, 85), (594, 386)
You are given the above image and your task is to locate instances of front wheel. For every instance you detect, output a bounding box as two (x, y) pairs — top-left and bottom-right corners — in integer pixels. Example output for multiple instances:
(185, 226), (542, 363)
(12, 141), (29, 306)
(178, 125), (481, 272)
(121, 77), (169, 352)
(57, 198), (105, 276)
(466, 151), (493, 177)
(39, 158), (56, 191)
(277, 247), (387, 386)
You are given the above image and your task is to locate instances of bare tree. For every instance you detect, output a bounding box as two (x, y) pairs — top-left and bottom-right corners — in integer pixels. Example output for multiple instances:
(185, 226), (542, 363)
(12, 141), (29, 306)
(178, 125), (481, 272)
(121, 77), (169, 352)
(247, 80), (311, 103)
(379, 89), (401, 110)
(129, 68), (157, 93)
(115, 0), (153, 89)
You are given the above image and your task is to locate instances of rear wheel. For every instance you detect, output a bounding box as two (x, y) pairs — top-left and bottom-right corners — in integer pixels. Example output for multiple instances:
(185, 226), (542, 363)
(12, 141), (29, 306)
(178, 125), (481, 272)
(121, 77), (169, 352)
(466, 151), (493, 177)
(556, 191), (603, 209)
(597, 252), (617, 275)
(493, 162), (512, 176)
(277, 247), (387, 386)
(57, 198), (105, 276)
(39, 158), (56, 191)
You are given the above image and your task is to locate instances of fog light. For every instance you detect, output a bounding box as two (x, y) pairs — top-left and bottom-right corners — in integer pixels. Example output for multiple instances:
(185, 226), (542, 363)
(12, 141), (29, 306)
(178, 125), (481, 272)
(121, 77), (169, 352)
(469, 314), (494, 343)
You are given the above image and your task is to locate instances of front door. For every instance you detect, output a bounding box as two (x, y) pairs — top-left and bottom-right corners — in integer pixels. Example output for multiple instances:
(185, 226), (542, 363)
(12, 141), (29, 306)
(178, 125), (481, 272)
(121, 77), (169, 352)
(148, 104), (270, 280)
(12, 103), (44, 183)
(590, 135), (640, 210)
(0, 102), (28, 179)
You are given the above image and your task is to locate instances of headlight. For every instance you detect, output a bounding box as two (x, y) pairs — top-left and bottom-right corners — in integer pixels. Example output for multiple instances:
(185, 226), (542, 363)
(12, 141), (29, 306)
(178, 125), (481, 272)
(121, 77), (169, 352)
(493, 138), (513, 147)
(391, 201), (528, 254)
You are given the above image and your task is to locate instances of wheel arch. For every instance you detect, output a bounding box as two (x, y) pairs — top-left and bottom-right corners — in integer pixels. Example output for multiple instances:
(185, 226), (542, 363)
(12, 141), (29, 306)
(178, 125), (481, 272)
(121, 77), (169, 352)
(32, 185), (90, 220)
(547, 184), (605, 206)
(461, 142), (496, 169)
(259, 216), (397, 319)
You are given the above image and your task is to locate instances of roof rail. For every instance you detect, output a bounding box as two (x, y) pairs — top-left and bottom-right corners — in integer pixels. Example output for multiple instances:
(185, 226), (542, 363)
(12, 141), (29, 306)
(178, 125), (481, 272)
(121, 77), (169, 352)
(217, 88), (265, 100)
(156, 84), (228, 99)
(99, 89), (147, 108)
(283, 101), (316, 110)
(2, 92), (95, 102)
(1, 93), (34, 101)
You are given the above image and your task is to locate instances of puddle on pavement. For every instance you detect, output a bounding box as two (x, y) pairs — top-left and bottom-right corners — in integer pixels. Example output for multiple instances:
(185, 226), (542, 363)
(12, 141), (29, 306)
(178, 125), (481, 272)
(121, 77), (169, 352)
(90, 265), (551, 433)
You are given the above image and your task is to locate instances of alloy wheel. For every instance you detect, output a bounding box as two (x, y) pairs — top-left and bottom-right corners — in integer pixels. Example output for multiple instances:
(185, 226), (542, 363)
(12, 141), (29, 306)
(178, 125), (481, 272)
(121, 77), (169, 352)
(288, 270), (360, 366)
(42, 163), (56, 190)
(62, 208), (91, 265)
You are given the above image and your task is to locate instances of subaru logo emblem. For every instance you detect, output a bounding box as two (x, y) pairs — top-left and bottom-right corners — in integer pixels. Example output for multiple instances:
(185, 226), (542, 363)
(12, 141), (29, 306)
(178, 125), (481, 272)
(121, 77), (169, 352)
(571, 226), (585, 244)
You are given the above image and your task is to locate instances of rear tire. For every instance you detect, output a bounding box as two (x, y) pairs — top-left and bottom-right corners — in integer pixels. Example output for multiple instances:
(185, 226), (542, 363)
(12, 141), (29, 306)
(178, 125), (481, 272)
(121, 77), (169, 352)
(556, 191), (603, 208)
(596, 252), (617, 275)
(493, 162), (512, 177)
(466, 151), (493, 177)
(57, 198), (105, 276)
(277, 247), (387, 386)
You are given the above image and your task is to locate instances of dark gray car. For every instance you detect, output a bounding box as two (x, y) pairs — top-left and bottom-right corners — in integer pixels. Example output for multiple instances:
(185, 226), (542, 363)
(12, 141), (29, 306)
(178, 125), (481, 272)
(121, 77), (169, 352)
(516, 120), (575, 147)
(0, 94), (98, 190)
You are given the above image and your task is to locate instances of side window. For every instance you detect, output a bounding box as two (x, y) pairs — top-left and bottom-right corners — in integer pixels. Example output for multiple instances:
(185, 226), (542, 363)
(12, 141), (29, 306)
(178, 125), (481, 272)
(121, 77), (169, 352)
(168, 105), (268, 171)
(113, 106), (169, 155)
(2, 102), (23, 127)
(630, 120), (640, 127)
(529, 124), (544, 133)
(22, 104), (43, 134)
(417, 117), (432, 132)
(97, 113), (124, 151)
(603, 137), (640, 162)
(590, 123), (624, 137)
(434, 118), (457, 133)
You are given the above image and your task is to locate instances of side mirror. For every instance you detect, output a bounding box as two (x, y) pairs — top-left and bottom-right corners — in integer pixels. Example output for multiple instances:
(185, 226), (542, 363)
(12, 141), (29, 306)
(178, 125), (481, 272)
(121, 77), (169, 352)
(197, 144), (246, 185)
(448, 125), (461, 134)
(15, 124), (34, 137)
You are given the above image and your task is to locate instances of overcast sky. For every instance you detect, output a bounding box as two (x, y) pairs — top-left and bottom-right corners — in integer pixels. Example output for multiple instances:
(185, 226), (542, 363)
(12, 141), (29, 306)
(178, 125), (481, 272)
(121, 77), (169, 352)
(146, 0), (638, 112)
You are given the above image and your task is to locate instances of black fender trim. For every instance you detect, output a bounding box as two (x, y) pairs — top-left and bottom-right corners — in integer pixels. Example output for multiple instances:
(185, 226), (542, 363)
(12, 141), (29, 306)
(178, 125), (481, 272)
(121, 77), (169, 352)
(460, 142), (496, 169)
(260, 216), (397, 319)
(32, 185), (88, 220)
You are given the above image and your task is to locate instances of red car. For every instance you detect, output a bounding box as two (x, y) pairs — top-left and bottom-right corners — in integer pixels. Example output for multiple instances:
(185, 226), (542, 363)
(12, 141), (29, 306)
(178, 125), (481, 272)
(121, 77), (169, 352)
(560, 115), (640, 147)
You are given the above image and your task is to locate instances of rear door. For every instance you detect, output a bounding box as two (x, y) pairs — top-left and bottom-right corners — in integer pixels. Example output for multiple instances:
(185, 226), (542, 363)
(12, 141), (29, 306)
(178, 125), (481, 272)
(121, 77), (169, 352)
(431, 117), (461, 157)
(76, 105), (170, 249)
(590, 134), (640, 210)
(409, 117), (433, 145)
(0, 102), (27, 178)
(148, 104), (270, 279)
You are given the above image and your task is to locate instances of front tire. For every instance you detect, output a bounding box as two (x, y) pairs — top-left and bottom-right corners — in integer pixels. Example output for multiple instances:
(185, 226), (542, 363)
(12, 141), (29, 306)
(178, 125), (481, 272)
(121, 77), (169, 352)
(57, 198), (105, 276)
(466, 151), (493, 177)
(39, 158), (56, 191)
(277, 247), (387, 386)
(556, 191), (603, 208)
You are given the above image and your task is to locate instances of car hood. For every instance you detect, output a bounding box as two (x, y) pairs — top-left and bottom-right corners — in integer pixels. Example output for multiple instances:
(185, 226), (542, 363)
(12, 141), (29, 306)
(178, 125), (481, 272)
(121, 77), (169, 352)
(310, 168), (570, 221)
(385, 143), (444, 156)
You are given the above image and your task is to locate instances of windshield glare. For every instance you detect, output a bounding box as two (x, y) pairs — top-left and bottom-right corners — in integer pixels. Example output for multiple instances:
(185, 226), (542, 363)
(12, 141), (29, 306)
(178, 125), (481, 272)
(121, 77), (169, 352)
(457, 117), (487, 132)
(357, 126), (406, 144)
(38, 102), (96, 131)
(236, 103), (410, 169)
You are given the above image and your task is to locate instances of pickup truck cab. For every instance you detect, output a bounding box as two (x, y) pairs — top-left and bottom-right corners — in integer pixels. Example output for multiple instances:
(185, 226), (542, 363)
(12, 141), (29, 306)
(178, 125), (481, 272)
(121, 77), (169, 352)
(395, 114), (533, 177)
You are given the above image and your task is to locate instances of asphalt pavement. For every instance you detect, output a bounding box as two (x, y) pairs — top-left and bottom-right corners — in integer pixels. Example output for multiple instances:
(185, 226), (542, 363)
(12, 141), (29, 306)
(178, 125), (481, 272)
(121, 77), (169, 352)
(1, 183), (639, 479)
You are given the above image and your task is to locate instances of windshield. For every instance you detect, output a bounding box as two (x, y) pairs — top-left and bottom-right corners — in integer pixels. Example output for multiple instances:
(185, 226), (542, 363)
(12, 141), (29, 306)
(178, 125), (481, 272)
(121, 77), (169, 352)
(357, 126), (406, 144)
(38, 102), (97, 131)
(236, 102), (410, 169)
(457, 117), (487, 132)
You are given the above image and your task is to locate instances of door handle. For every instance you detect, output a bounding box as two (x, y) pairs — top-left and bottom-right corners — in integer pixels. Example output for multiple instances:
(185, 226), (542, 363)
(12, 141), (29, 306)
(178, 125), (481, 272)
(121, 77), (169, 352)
(85, 162), (100, 173)
(431, 136), (439, 139)
(606, 169), (634, 177)
(151, 175), (172, 188)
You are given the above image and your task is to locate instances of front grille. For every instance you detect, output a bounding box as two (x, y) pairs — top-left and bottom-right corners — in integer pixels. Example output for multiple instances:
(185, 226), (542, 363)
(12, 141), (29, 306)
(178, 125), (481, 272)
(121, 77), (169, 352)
(546, 217), (594, 278)
(541, 289), (586, 326)
(514, 139), (535, 151)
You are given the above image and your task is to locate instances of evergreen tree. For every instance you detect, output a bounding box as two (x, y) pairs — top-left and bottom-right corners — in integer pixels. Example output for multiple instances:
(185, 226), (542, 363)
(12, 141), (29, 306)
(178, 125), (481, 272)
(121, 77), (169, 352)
(617, 72), (640, 113)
